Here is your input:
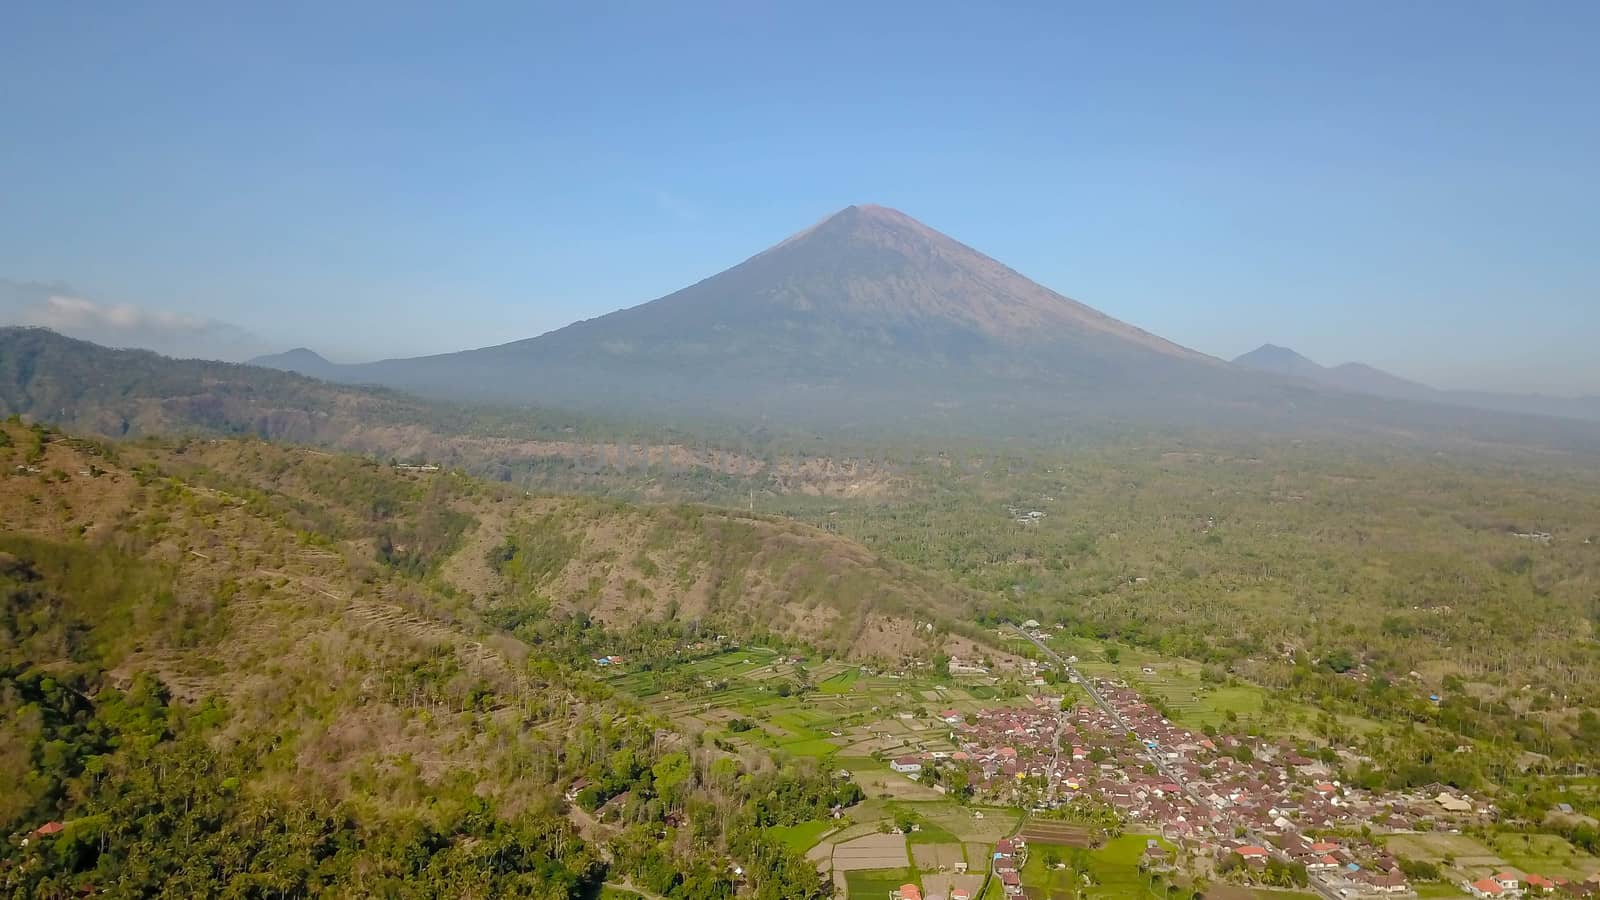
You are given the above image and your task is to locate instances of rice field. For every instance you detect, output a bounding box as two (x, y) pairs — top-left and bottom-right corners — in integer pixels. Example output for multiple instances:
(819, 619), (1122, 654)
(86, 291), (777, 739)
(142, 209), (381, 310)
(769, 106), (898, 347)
(844, 868), (920, 900)
(1020, 833), (1176, 900)
(770, 819), (836, 852)
(601, 646), (1031, 855)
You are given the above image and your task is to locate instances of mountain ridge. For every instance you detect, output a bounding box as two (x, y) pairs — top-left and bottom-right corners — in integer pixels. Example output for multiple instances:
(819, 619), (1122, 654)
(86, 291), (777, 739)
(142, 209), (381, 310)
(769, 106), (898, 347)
(1231, 342), (1600, 423)
(246, 346), (340, 378)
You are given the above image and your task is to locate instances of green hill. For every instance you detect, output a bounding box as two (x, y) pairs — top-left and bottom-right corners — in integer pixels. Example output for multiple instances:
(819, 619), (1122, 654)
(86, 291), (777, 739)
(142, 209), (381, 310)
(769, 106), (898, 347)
(0, 421), (975, 897)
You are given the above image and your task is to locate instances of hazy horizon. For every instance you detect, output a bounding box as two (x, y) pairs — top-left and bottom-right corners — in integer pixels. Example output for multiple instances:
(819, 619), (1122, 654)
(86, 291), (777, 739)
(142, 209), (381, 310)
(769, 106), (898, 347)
(4, 4), (1597, 394)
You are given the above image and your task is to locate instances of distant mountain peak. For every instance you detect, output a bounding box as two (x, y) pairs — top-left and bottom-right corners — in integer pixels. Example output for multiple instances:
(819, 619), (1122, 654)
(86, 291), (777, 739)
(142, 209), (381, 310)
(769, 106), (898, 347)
(1233, 343), (1440, 404)
(1234, 344), (1322, 369)
(249, 347), (339, 378)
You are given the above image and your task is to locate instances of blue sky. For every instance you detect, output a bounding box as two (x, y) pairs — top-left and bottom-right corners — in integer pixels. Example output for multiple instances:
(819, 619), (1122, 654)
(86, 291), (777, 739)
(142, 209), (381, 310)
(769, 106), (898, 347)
(2, 2), (1597, 393)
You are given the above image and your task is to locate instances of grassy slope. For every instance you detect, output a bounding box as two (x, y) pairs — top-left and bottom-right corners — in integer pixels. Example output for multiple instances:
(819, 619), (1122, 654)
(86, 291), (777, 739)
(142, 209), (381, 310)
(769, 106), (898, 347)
(0, 425), (575, 824)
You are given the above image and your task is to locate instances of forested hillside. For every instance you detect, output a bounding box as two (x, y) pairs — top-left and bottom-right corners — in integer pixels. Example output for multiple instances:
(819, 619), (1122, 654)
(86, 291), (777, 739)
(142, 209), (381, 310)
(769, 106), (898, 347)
(0, 421), (978, 897)
(775, 444), (1600, 768)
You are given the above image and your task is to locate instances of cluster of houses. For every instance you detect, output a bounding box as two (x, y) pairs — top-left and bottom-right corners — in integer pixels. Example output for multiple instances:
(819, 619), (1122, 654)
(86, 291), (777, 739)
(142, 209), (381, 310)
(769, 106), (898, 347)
(992, 837), (1027, 896)
(1222, 834), (1411, 895)
(927, 680), (1493, 841)
(877, 675), (1546, 898)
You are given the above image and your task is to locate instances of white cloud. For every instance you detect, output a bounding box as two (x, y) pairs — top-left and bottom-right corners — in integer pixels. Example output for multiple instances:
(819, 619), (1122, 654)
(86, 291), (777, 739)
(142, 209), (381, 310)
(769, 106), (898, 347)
(23, 294), (214, 335)
(0, 280), (268, 361)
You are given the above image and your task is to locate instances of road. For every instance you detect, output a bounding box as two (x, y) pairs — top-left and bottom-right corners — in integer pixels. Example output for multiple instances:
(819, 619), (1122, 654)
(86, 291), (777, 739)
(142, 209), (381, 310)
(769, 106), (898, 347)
(1008, 626), (1349, 900)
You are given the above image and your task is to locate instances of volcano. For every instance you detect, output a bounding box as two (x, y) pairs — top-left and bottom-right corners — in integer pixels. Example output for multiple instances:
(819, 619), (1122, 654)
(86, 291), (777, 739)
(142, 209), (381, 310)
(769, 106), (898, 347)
(257, 206), (1350, 430)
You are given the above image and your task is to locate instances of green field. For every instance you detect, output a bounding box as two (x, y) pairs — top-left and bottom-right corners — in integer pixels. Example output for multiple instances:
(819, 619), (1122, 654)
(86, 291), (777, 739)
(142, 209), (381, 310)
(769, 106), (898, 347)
(1020, 833), (1176, 900)
(598, 646), (1024, 843)
(1382, 829), (1600, 885)
(819, 668), (862, 694)
(1486, 831), (1598, 880)
(770, 819), (835, 852)
(781, 738), (842, 757)
(903, 817), (962, 846)
(844, 867), (919, 899)
(1048, 634), (1381, 738)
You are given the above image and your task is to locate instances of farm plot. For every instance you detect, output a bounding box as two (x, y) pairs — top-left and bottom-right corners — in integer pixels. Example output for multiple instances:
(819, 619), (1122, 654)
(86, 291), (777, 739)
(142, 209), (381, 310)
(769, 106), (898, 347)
(818, 667), (862, 694)
(896, 801), (1022, 843)
(1022, 834), (1175, 900)
(831, 833), (911, 871)
(1486, 831), (1599, 881)
(1384, 832), (1495, 861)
(911, 842), (966, 871)
(1384, 832), (1506, 876)
(1021, 820), (1094, 847)
(771, 820), (835, 852)
(843, 868), (919, 900)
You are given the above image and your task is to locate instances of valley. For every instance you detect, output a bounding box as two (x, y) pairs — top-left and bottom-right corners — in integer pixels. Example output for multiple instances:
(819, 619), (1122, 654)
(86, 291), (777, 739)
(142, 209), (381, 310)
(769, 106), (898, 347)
(4, 401), (1600, 900)
(7, 8), (1598, 899)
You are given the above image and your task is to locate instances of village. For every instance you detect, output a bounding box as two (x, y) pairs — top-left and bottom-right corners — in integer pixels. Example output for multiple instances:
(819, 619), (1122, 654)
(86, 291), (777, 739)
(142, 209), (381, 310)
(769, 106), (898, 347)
(583, 634), (1600, 900)
(887, 659), (1600, 900)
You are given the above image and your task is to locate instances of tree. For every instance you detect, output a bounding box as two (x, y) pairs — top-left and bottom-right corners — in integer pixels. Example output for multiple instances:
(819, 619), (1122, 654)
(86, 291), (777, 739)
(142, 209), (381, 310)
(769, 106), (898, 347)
(652, 752), (692, 800)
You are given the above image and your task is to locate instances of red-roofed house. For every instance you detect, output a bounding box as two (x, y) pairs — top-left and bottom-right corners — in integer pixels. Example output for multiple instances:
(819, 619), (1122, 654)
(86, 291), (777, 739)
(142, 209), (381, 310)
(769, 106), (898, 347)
(1472, 879), (1507, 898)
(1308, 855), (1340, 871)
